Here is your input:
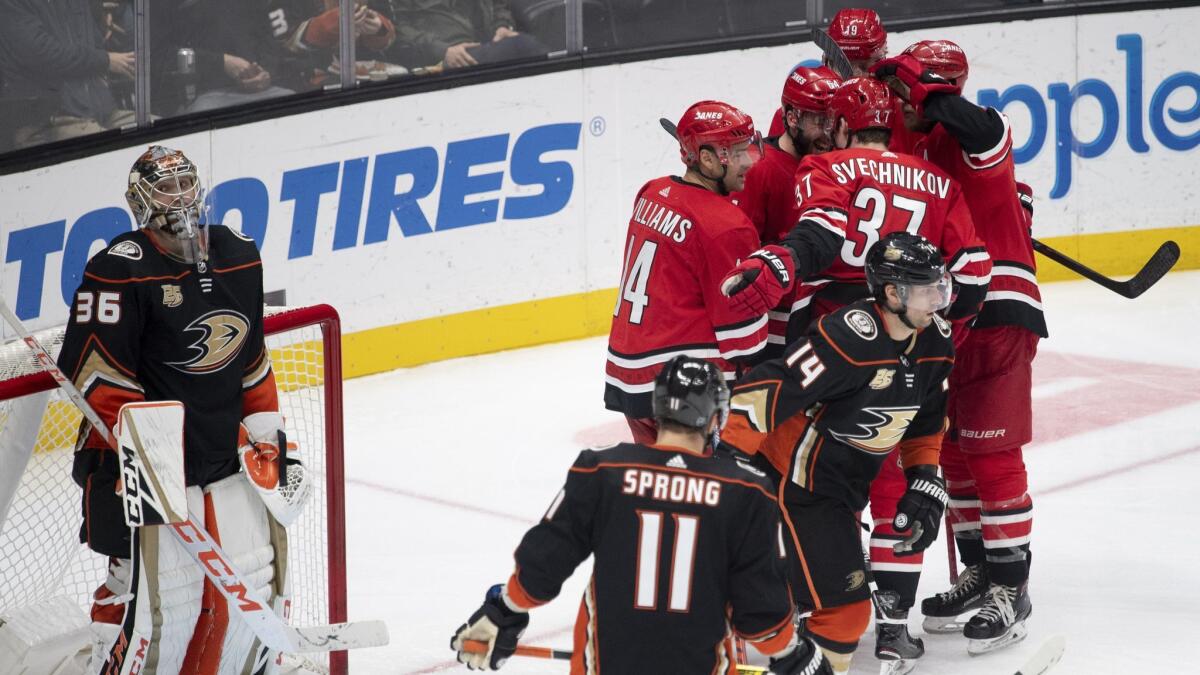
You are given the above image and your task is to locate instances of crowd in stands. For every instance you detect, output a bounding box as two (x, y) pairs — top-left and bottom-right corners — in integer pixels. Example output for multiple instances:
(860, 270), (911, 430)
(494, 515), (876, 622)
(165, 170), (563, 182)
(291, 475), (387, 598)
(0, 0), (1048, 154)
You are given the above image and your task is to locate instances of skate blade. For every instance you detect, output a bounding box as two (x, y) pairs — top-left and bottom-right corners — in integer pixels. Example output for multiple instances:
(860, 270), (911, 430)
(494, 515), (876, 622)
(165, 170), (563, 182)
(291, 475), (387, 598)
(967, 621), (1029, 656)
(922, 615), (969, 634)
(878, 658), (918, 675)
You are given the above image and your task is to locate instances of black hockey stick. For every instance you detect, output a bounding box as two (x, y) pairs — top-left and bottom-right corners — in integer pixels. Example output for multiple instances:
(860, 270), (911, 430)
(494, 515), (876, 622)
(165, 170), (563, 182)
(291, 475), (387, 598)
(1032, 238), (1179, 299)
(659, 117), (678, 139)
(813, 28), (855, 79)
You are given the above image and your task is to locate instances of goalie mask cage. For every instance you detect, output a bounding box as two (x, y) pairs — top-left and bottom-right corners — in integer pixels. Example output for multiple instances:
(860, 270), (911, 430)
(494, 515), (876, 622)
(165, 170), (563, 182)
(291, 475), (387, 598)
(0, 304), (348, 674)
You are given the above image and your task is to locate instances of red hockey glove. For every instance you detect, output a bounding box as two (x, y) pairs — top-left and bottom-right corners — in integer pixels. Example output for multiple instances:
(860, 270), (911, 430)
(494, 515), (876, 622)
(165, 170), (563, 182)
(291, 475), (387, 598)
(720, 245), (796, 316)
(871, 54), (962, 112)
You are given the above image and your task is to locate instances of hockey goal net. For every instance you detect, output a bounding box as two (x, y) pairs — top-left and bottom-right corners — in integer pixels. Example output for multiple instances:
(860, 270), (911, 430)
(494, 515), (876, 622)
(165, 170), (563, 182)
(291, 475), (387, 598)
(0, 304), (347, 673)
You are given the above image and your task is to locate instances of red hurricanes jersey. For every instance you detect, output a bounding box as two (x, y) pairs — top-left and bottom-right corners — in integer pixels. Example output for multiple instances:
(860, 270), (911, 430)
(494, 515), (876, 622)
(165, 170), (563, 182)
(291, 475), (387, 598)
(915, 113), (1047, 337)
(605, 177), (768, 419)
(790, 147), (991, 327)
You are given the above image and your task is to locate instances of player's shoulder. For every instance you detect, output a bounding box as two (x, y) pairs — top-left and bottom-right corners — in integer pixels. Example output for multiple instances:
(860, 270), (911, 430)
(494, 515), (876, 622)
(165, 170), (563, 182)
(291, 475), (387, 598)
(699, 452), (777, 494)
(812, 300), (895, 362)
(916, 314), (955, 357)
(82, 230), (172, 283)
(207, 225), (262, 268)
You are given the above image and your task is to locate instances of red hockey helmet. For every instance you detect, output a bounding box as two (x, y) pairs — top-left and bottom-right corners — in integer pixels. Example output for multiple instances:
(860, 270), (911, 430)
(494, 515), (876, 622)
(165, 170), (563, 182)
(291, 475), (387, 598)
(827, 77), (894, 133)
(902, 39), (969, 88)
(676, 100), (761, 166)
(828, 8), (887, 63)
(781, 65), (842, 114)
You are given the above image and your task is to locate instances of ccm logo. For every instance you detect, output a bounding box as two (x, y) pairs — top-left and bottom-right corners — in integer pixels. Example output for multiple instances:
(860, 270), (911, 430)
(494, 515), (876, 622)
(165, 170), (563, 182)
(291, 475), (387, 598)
(960, 428), (1006, 439)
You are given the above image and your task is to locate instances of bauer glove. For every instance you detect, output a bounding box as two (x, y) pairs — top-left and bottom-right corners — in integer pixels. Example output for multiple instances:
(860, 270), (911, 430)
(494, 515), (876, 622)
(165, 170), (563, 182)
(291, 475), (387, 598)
(451, 584), (530, 670)
(871, 54), (962, 114)
(892, 464), (949, 556)
(721, 245), (796, 316)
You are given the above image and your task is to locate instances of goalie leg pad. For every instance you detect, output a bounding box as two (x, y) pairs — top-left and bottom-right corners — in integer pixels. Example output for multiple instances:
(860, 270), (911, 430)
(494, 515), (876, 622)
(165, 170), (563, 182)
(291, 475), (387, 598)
(97, 486), (206, 674)
(182, 472), (289, 675)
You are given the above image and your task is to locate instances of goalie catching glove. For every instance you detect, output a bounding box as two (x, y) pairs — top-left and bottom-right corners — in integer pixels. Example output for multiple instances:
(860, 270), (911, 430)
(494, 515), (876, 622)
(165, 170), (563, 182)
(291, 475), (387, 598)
(720, 245), (796, 315)
(892, 464), (949, 556)
(450, 584), (529, 670)
(239, 411), (312, 526)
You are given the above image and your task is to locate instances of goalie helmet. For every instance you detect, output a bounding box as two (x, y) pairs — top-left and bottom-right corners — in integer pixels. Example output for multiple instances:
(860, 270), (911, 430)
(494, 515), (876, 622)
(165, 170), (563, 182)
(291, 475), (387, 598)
(827, 76), (894, 134)
(828, 8), (887, 63)
(903, 39), (969, 88)
(676, 100), (761, 166)
(652, 356), (730, 431)
(125, 145), (207, 263)
(781, 65), (842, 114)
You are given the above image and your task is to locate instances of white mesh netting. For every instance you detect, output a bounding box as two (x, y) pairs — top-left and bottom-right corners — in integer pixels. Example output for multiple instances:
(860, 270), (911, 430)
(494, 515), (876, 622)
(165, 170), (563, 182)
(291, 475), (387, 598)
(0, 305), (341, 669)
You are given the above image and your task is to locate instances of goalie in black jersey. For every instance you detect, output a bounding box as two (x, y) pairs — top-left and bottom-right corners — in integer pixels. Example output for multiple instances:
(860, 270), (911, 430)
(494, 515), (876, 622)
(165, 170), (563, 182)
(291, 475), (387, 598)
(51, 146), (312, 674)
(720, 233), (955, 675)
(450, 356), (830, 674)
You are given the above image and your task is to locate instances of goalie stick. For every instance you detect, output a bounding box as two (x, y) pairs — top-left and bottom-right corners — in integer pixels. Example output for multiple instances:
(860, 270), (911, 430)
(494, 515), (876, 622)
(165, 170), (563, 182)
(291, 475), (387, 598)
(808, 31), (1182, 299)
(0, 298), (389, 656)
(461, 639), (770, 673)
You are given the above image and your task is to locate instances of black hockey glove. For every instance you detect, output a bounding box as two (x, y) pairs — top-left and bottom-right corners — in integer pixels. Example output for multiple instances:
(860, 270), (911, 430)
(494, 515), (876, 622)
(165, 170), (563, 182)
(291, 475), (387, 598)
(768, 635), (833, 675)
(892, 465), (949, 556)
(450, 584), (529, 670)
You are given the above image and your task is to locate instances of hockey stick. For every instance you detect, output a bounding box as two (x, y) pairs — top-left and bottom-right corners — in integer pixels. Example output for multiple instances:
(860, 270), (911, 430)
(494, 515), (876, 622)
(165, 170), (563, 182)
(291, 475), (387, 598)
(1013, 634), (1066, 675)
(461, 639), (770, 673)
(1031, 238), (1179, 299)
(813, 28), (855, 79)
(0, 299), (389, 655)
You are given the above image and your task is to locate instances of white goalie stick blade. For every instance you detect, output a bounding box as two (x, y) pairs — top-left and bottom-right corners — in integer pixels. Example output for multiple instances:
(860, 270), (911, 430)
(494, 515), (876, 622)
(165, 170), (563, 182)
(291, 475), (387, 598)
(1013, 635), (1066, 675)
(117, 401), (188, 526)
(0, 298), (390, 656)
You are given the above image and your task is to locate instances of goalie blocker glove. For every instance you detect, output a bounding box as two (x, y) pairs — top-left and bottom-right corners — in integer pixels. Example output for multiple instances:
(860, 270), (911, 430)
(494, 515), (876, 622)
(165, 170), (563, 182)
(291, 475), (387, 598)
(451, 584), (530, 670)
(239, 411), (313, 526)
(892, 464), (949, 555)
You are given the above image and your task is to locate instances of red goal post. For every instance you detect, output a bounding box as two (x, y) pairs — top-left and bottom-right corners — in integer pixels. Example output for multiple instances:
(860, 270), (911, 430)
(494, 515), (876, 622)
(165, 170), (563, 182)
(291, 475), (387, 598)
(0, 304), (348, 674)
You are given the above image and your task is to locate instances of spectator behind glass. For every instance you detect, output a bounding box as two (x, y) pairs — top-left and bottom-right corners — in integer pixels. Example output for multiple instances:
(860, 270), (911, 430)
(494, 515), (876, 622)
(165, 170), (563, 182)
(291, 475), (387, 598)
(150, 0), (294, 116)
(371, 0), (547, 70)
(270, 0), (398, 89)
(0, 0), (135, 150)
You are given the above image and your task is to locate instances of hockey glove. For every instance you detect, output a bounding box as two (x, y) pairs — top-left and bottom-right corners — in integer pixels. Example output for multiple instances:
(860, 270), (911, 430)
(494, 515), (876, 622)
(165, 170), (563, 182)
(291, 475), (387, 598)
(239, 412), (312, 527)
(721, 245), (796, 316)
(451, 584), (530, 670)
(768, 635), (833, 675)
(892, 464), (949, 556)
(870, 54), (962, 114)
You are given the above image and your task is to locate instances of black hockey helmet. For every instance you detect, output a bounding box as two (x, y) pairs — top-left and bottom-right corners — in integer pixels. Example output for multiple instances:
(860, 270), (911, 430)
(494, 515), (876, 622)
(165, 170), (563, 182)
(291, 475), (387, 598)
(865, 232), (949, 305)
(652, 356), (730, 431)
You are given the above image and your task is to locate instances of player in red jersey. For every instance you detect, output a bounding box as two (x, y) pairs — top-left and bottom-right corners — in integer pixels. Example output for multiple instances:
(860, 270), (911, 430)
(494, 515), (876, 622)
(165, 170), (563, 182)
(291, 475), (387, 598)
(767, 8), (920, 153)
(724, 76), (991, 673)
(606, 101), (843, 445)
(873, 40), (1046, 654)
(734, 65), (841, 356)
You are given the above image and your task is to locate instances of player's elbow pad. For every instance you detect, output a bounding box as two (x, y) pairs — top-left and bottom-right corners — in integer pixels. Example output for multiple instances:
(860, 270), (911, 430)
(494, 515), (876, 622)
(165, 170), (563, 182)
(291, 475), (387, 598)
(782, 222), (842, 279)
(239, 411), (313, 527)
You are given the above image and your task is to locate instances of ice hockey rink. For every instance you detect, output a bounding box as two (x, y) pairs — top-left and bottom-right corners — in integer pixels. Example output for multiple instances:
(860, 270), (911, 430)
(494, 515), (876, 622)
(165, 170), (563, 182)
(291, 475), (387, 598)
(338, 268), (1200, 674)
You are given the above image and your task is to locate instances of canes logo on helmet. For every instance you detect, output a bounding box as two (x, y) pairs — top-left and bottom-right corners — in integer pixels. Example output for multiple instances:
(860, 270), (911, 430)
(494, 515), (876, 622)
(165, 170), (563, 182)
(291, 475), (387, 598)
(830, 406), (919, 453)
(694, 111), (724, 121)
(167, 310), (251, 374)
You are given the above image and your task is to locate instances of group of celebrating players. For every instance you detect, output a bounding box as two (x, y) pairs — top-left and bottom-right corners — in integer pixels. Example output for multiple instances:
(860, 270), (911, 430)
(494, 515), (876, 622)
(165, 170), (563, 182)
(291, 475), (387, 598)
(453, 7), (1045, 675)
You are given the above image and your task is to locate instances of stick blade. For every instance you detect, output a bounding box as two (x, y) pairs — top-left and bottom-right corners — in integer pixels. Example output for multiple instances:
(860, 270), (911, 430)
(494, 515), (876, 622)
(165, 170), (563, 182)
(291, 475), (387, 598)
(659, 117), (678, 139)
(289, 620), (390, 653)
(1123, 240), (1180, 298)
(813, 29), (855, 79)
(1013, 634), (1066, 675)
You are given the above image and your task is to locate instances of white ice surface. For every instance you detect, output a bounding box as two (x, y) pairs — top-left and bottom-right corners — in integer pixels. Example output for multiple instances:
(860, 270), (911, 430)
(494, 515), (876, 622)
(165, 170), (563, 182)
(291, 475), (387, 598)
(343, 271), (1200, 674)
